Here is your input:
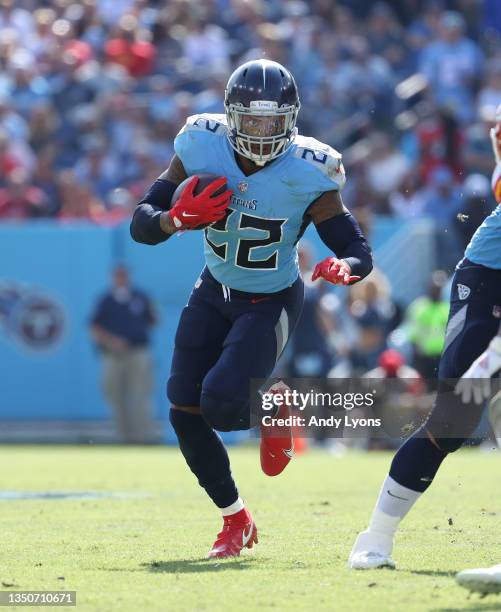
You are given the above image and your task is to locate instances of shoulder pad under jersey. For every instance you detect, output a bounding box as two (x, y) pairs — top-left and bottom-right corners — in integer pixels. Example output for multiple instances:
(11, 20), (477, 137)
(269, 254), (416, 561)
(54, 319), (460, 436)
(292, 135), (346, 191)
(176, 113), (228, 138)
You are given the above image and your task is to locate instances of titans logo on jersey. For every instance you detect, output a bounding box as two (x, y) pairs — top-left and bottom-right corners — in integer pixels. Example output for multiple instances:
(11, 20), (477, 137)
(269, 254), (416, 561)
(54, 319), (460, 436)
(465, 162), (501, 270)
(174, 113), (346, 293)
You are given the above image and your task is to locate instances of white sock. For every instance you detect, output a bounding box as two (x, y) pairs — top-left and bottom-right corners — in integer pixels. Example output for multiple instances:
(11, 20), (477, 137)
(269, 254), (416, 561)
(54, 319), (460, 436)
(221, 497), (245, 516)
(368, 475), (422, 536)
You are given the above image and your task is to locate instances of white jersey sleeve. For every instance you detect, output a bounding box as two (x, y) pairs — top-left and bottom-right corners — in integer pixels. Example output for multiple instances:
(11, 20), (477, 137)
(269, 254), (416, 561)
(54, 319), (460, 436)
(492, 162), (501, 204)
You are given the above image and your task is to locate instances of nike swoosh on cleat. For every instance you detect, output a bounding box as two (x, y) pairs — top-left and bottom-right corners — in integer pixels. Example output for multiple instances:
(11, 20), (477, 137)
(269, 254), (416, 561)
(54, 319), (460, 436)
(387, 490), (408, 501)
(242, 523), (254, 547)
(182, 212), (199, 217)
(283, 447), (294, 459)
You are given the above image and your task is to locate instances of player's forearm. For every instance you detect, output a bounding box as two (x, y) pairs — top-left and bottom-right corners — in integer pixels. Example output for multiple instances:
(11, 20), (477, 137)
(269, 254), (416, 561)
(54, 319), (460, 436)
(90, 325), (125, 350)
(315, 213), (373, 281)
(130, 179), (178, 245)
(341, 241), (373, 280)
(130, 203), (177, 244)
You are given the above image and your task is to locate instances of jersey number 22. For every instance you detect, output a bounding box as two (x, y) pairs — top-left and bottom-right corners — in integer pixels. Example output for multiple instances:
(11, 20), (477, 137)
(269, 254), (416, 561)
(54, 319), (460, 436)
(205, 210), (286, 270)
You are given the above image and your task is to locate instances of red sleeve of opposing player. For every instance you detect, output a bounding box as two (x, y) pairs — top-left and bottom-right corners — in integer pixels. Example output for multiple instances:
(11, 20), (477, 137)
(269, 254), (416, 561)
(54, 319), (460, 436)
(492, 163), (501, 204)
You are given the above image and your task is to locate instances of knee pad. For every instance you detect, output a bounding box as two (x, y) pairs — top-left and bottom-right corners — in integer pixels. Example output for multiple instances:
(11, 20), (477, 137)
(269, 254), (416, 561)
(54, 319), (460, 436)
(167, 375), (201, 408)
(200, 391), (250, 432)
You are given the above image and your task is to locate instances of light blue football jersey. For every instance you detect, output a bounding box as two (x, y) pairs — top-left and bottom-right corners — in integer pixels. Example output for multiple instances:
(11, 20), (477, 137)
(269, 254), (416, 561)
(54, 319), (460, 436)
(174, 113), (346, 293)
(465, 163), (501, 270)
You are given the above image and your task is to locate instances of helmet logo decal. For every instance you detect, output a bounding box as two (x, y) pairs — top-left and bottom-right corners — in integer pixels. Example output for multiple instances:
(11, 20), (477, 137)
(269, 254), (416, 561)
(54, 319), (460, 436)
(249, 100), (278, 110)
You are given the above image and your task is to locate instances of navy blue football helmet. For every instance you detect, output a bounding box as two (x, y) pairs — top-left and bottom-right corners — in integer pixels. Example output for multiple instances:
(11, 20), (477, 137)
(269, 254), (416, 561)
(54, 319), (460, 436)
(224, 60), (300, 165)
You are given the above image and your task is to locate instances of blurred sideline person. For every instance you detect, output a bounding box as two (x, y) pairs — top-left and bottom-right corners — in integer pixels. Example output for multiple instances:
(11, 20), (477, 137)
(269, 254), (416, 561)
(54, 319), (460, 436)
(405, 270), (449, 378)
(363, 349), (426, 450)
(349, 103), (501, 570)
(90, 265), (157, 444)
(348, 270), (400, 374)
(287, 242), (335, 379)
(286, 242), (336, 447)
(130, 59), (372, 559)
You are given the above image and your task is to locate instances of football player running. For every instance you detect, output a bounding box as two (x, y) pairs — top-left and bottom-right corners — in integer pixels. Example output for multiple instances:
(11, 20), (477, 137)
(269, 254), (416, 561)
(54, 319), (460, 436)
(131, 60), (372, 559)
(349, 102), (501, 570)
(455, 121), (501, 592)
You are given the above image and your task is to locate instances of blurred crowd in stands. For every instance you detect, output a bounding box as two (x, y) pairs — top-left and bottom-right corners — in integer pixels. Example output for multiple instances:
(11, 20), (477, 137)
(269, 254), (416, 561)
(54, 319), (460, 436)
(1, 0), (500, 385)
(281, 243), (450, 381)
(0, 0), (499, 225)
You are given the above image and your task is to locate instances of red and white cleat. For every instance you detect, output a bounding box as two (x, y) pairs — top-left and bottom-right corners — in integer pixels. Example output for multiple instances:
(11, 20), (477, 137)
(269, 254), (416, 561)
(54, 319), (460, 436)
(260, 381), (294, 477)
(208, 508), (258, 559)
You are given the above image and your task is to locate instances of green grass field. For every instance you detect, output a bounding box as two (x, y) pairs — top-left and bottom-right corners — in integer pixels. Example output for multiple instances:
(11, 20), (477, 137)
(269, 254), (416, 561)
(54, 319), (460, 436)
(1, 445), (501, 611)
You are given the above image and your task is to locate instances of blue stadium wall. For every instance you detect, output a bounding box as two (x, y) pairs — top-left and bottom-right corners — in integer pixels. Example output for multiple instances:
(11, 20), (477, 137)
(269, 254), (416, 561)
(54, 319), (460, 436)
(0, 218), (417, 438)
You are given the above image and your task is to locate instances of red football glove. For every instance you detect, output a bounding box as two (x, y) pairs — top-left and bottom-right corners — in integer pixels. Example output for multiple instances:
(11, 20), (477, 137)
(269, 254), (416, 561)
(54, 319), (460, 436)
(169, 176), (233, 230)
(311, 257), (360, 286)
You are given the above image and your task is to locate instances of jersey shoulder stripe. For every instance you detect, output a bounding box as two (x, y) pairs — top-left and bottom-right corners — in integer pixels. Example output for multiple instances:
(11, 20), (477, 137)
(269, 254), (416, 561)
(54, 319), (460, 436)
(177, 113), (228, 138)
(292, 135), (346, 190)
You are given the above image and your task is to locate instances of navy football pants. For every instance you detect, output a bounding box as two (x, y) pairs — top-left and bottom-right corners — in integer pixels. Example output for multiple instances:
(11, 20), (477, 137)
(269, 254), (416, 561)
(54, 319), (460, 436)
(389, 259), (501, 492)
(168, 267), (304, 432)
(418, 259), (501, 449)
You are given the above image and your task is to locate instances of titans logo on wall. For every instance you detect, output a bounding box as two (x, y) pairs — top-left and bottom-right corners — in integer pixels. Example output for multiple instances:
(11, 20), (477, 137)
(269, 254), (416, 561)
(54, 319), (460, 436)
(0, 284), (65, 350)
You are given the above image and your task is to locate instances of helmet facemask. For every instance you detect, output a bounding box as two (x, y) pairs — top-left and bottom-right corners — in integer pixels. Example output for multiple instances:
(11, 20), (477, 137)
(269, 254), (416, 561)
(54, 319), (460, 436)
(225, 100), (299, 166)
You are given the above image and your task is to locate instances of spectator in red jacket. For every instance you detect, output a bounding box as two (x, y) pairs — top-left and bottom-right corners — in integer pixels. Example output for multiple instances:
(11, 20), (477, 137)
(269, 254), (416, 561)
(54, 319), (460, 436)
(105, 14), (155, 78)
(0, 130), (21, 178)
(0, 168), (48, 219)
